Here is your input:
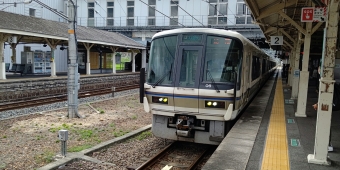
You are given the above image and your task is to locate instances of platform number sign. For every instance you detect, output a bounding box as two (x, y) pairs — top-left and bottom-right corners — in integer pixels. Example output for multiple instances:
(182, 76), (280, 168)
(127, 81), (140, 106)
(270, 36), (283, 45)
(7, 36), (17, 43)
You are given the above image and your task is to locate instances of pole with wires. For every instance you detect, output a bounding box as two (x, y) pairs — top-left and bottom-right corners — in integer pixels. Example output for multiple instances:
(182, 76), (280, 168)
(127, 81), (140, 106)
(67, 0), (80, 118)
(170, 0), (204, 26)
(139, 0), (185, 27)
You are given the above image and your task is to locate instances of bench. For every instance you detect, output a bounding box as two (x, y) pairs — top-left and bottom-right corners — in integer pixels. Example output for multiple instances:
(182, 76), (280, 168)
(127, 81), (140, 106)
(9, 64), (26, 76)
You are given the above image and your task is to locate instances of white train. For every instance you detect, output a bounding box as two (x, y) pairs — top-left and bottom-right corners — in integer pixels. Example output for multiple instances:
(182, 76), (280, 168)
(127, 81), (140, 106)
(140, 28), (278, 145)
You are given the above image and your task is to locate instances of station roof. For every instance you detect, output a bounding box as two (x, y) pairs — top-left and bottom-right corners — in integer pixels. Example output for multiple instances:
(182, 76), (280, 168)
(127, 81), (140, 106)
(245, 0), (325, 54)
(0, 11), (145, 49)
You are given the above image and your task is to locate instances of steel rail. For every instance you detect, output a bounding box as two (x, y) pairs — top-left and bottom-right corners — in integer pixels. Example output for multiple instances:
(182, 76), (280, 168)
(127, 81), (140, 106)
(134, 142), (176, 170)
(0, 84), (139, 112)
(133, 142), (212, 170)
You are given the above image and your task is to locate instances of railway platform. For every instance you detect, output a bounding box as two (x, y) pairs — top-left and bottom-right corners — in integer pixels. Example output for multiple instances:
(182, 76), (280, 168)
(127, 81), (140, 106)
(203, 70), (340, 170)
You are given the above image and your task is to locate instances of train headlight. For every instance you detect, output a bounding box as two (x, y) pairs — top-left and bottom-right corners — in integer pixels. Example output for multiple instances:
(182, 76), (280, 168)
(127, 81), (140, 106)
(152, 96), (169, 104)
(205, 101), (225, 108)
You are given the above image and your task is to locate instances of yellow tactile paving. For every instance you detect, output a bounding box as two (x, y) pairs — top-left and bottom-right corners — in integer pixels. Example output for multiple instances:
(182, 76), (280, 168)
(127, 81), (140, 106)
(261, 77), (290, 170)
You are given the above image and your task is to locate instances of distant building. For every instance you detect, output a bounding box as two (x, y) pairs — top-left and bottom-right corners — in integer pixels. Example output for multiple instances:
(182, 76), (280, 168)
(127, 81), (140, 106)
(75, 0), (265, 46)
(1, 0), (267, 73)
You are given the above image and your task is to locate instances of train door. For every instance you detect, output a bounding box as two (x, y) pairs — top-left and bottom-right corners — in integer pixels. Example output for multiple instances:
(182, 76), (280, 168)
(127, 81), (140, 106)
(174, 46), (203, 113)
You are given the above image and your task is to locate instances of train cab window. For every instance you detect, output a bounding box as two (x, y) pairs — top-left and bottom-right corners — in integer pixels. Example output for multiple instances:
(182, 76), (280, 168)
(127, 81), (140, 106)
(203, 36), (242, 83)
(179, 50), (198, 88)
(147, 36), (178, 86)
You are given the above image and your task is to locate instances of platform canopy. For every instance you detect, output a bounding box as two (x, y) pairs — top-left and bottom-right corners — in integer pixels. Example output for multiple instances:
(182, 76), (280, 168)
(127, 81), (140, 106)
(245, 0), (325, 54)
(0, 11), (145, 50)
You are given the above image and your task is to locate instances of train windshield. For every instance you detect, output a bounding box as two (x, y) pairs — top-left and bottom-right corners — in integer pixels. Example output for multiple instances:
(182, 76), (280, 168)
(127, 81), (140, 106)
(203, 35), (242, 83)
(147, 35), (177, 85)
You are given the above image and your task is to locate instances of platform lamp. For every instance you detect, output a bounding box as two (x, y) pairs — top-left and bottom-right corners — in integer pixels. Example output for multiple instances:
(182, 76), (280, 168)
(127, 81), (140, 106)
(0, 2), (22, 11)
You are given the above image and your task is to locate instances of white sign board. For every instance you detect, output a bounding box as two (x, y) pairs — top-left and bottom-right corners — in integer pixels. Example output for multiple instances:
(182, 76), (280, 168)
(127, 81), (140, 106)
(270, 36), (283, 45)
(313, 7), (327, 22)
(7, 36), (17, 43)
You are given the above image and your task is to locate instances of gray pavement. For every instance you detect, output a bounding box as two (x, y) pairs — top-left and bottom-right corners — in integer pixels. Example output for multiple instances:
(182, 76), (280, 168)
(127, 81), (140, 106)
(203, 73), (340, 170)
(203, 73), (276, 170)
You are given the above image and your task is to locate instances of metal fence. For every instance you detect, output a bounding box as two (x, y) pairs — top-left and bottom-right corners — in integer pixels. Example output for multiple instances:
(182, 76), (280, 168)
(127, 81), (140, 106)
(77, 15), (253, 27)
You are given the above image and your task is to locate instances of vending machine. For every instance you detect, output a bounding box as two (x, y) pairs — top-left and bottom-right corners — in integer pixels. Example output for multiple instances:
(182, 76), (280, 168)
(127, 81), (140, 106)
(33, 51), (44, 73)
(45, 51), (52, 73)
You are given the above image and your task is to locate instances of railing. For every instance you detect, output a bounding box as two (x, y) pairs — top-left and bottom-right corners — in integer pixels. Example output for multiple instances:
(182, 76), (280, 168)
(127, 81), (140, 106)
(77, 15), (253, 28)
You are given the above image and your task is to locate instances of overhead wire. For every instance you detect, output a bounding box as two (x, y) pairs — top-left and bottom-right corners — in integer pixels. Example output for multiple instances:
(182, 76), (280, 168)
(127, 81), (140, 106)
(93, 0), (120, 26)
(202, 0), (235, 25)
(94, 0), (106, 13)
(139, 0), (185, 27)
(116, 0), (127, 15)
(170, 0), (205, 27)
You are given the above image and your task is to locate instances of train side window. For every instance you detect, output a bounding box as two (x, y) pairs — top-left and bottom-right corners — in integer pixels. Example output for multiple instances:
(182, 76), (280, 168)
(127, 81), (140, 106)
(251, 56), (260, 81)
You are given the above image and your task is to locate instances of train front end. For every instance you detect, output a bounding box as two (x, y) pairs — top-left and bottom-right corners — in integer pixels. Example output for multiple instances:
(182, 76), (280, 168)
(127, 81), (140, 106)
(140, 29), (243, 145)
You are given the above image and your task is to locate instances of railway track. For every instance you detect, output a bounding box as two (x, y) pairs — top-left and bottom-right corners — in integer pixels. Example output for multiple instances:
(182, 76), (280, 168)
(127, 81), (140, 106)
(131, 142), (215, 170)
(0, 84), (139, 112)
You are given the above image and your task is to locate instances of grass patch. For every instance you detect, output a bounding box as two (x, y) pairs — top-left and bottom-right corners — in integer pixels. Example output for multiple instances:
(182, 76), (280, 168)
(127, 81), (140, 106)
(97, 108), (105, 114)
(136, 131), (153, 141)
(131, 115), (137, 119)
(2, 136), (6, 138)
(34, 150), (55, 164)
(36, 135), (44, 140)
(0, 163), (6, 169)
(68, 144), (93, 152)
(92, 137), (102, 144)
(78, 129), (94, 139)
(113, 130), (129, 137)
(49, 123), (73, 133)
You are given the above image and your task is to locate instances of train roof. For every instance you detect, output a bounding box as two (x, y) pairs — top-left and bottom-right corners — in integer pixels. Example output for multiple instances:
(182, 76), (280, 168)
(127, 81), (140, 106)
(152, 28), (265, 55)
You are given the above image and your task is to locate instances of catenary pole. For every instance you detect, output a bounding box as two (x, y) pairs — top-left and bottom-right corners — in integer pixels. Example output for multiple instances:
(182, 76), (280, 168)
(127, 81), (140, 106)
(67, 0), (80, 118)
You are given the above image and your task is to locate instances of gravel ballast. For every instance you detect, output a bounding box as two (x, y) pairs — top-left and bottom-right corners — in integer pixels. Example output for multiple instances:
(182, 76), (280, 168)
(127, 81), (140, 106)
(0, 92), (156, 170)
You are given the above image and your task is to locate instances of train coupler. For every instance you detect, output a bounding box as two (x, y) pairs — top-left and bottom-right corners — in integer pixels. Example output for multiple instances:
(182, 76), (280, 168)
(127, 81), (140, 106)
(175, 116), (194, 137)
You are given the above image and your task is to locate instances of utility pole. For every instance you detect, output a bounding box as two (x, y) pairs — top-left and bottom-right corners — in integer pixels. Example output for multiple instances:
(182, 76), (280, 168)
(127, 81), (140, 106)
(24, 0), (80, 118)
(67, 0), (80, 118)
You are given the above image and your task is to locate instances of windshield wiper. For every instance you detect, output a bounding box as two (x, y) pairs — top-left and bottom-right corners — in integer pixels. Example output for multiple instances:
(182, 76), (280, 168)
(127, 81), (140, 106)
(206, 69), (220, 93)
(152, 64), (173, 88)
